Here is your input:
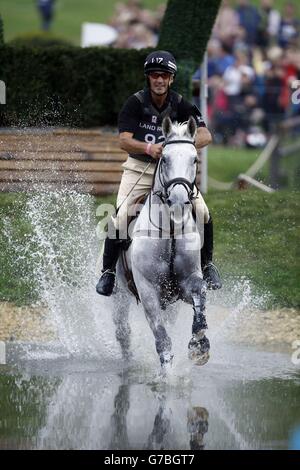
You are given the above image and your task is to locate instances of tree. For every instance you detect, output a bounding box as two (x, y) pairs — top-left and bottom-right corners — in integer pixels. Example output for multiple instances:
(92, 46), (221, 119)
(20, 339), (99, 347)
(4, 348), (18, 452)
(158, 0), (221, 97)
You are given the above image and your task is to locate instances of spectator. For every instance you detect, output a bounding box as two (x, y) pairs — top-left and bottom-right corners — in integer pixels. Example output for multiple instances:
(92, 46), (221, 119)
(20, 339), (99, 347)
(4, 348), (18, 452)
(280, 47), (300, 116)
(211, 52), (256, 144)
(233, 25), (251, 55)
(37, 0), (55, 32)
(278, 1), (300, 49)
(235, 0), (261, 45)
(212, 0), (240, 48)
(223, 51), (254, 101)
(192, 40), (235, 95)
(109, 0), (160, 49)
(257, 0), (281, 48)
(209, 76), (232, 144)
(214, 42), (236, 76)
(262, 46), (285, 131)
(108, 1), (300, 145)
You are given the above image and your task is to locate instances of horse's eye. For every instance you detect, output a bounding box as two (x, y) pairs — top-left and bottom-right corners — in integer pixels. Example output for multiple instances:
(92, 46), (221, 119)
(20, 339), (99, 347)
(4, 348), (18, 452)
(194, 157), (198, 164)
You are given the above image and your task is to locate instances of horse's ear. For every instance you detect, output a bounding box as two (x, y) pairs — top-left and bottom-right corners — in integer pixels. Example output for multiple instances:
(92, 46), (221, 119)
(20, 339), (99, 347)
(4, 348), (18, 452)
(162, 116), (173, 139)
(187, 116), (197, 140)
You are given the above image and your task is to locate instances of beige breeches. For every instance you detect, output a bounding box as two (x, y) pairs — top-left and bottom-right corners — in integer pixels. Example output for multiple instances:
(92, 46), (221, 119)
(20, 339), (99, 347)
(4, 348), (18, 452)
(114, 157), (209, 236)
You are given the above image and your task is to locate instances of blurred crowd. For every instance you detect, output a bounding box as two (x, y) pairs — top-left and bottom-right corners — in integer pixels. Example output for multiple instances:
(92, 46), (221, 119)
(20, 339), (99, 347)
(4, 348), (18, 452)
(109, 0), (300, 148)
(194, 0), (300, 147)
(109, 0), (165, 49)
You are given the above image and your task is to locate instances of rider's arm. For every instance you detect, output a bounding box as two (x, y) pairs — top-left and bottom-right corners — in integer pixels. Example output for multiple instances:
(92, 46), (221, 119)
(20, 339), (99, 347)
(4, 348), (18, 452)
(195, 127), (212, 150)
(119, 132), (162, 160)
(178, 98), (212, 149)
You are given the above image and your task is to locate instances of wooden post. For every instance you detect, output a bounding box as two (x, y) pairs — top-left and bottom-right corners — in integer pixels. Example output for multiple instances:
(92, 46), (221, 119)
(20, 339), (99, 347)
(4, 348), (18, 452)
(269, 145), (281, 189)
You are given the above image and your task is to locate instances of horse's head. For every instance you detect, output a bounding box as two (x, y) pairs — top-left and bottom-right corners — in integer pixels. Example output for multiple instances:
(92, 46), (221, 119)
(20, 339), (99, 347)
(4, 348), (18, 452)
(158, 116), (198, 208)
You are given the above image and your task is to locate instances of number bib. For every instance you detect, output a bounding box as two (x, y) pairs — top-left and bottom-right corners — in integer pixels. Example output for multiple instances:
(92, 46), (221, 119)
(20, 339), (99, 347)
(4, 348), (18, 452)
(129, 89), (182, 163)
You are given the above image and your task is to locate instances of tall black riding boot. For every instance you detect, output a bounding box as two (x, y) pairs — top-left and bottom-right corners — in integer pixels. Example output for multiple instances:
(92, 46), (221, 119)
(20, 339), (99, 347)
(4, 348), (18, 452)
(201, 216), (222, 290)
(96, 236), (122, 296)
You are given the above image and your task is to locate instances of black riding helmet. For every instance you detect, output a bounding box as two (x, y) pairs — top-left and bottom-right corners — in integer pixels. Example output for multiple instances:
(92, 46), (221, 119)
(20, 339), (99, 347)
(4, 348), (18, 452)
(144, 50), (177, 76)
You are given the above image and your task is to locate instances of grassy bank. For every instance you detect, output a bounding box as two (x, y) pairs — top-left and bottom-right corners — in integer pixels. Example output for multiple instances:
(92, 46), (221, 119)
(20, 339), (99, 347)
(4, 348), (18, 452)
(0, 189), (299, 309)
(0, 193), (34, 305)
(206, 189), (300, 309)
(207, 146), (268, 183)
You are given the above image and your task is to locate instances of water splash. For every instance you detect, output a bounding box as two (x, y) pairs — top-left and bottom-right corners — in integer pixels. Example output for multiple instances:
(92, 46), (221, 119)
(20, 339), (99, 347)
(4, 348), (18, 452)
(2, 187), (298, 451)
(11, 188), (118, 359)
(204, 277), (272, 344)
(3, 187), (275, 363)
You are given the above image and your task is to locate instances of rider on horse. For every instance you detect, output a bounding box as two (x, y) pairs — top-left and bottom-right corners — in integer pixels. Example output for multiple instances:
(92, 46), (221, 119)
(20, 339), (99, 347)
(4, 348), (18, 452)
(96, 50), (222, 296)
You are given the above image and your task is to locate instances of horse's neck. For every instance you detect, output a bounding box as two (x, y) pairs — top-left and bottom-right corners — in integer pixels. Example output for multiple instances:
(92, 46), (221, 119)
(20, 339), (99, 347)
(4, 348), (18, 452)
(152, 161), (163, 195)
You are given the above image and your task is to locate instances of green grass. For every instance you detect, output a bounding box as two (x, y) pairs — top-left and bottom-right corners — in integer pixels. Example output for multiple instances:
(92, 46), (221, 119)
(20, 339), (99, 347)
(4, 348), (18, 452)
(0, 0), (164, 44)
(1, 0), (299, 45)
(0, 188), (299, 309)
(208, 143), (300, 190)
(208, 145), (268, 183)
(206, 189), (300, 309)
(0, 193), (36, 305)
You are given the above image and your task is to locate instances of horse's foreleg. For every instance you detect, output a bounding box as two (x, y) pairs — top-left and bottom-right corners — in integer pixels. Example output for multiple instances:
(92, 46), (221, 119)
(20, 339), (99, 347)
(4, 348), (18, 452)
(138, 281), (173, 367)
(189, 288), (210, 366)
(183, 275), (210, 366)
(191, 284), (207, 336)
(113, 292), (132, 361)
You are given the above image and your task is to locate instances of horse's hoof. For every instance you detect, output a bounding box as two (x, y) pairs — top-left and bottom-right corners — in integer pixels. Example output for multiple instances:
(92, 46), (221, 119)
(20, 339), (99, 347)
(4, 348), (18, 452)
(188, 334), (210, 366)
(160, 352), (174, 372)
(189, 350), (210, 366)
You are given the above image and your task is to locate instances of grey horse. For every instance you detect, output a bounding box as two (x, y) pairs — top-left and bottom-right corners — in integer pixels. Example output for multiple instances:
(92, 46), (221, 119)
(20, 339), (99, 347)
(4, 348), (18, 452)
(113, 116), (210, 370)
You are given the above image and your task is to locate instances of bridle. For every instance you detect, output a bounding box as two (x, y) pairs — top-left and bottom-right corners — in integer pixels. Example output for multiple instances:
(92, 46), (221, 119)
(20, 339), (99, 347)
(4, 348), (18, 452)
(149, 139), (200, 234)
(152, 139), (199, 203)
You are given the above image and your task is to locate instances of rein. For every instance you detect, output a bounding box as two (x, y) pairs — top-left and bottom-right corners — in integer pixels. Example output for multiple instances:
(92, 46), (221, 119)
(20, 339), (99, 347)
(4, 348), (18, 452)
(163, 139), (196, 147)
(153, 138), (199, 202)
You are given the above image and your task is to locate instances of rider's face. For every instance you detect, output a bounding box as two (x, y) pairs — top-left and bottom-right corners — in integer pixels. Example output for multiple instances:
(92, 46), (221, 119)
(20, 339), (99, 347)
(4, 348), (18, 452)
(148, 71), (174, 96)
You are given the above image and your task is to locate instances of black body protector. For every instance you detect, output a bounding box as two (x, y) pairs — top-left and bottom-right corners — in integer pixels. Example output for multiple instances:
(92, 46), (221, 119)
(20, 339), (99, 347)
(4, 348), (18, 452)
(129, 89), (182, 164)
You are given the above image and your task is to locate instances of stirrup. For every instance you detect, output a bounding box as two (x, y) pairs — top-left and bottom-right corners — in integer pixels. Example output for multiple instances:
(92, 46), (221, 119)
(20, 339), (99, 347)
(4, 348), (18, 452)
(102, 269), (116, 277)
(96, 269), (116, 296)
(202, 262), (222, 290)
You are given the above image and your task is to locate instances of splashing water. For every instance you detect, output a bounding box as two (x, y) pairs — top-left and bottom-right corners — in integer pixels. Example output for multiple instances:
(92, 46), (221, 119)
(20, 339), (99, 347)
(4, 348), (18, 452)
(4, 187), (273, 365)
(15, 188), (118, 358)
(3, 189), (299, 451)
(203, 276), (271, 344)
